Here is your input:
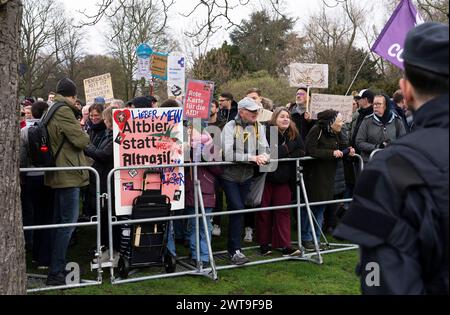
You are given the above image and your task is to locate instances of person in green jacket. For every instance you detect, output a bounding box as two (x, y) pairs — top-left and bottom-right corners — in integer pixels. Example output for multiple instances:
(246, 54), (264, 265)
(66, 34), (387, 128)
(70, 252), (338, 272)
(44, 78), (90, 286)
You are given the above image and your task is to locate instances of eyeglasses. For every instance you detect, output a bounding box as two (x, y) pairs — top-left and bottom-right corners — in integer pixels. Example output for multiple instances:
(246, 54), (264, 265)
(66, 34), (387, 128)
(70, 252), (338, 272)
(373, 103), (385, 107)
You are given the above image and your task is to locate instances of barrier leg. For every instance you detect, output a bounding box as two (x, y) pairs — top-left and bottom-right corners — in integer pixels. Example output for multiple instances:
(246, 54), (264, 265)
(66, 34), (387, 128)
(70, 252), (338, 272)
(196, 182), (218, 280)
(193, 166), (201, 271)
(296, 160), (304, 257)
(108, 173), (116, 282)
(299, 173), (323, 264)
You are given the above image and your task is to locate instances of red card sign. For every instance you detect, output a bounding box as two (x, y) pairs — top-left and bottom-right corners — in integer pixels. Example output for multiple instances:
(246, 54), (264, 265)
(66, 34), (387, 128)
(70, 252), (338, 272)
(114, 109), (131, 131)
(183, 80), (215, 120)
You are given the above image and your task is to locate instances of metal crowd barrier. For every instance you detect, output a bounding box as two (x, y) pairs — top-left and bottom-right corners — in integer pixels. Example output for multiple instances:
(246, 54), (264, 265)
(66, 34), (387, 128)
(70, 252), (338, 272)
(369, 149), (384, 162)
(20, 166), (103, 293)
(105, 155), (364, 286)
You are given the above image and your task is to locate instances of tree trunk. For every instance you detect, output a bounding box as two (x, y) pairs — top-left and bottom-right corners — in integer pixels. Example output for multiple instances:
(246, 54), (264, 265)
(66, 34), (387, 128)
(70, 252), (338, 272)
(0, 0), (27, 295)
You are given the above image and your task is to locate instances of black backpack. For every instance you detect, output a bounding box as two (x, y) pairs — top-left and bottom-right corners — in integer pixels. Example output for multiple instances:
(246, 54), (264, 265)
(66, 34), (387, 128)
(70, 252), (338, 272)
(28, 103), (67, 167)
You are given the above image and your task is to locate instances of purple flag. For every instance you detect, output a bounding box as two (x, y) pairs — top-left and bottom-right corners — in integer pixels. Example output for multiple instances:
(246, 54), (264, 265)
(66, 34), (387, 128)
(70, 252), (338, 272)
(371, 0), (424, 69)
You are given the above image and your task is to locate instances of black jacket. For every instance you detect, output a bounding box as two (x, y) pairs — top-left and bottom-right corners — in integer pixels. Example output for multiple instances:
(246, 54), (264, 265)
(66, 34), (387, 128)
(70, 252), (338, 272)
(334, 94), (449, 295)
(288, 103), (315, 142)
(265, 125), (305, 185)
(218, 101), (238, 126)
(304, 123), (348, 202)
(85, 129), (113, 194)
(88, 121), (107, 148)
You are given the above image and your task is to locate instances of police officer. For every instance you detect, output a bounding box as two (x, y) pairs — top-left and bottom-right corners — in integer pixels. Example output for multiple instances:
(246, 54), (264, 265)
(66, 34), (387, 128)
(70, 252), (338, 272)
(334, 22), (449, 295)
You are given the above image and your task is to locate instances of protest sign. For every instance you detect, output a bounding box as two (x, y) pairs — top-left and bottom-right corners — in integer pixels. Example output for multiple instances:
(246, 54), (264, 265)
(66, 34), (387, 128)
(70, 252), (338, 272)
(113, 107), (185, 215)
(371, 0), (423, 70)
(151, 52), (168, 81)
(136, 43), (153, 81)
(183, 80), (215, 120)
(289, 63), (329, 89)
(84, 73), (114, 105)
(167, 52), (186, 97)
(310, 94), (354, 123)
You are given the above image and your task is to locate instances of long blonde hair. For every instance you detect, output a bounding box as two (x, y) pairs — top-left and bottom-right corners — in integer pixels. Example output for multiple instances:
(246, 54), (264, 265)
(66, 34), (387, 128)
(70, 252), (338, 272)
(270, 107), (299, 141)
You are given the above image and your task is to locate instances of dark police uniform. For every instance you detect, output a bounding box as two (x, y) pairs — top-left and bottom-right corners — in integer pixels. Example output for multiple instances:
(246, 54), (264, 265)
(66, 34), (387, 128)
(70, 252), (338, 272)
(334, 23), (449, 295)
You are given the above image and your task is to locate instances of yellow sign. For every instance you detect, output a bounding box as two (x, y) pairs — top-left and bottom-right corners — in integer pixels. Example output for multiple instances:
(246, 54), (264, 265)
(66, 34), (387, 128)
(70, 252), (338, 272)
(151, 53), (168, 80)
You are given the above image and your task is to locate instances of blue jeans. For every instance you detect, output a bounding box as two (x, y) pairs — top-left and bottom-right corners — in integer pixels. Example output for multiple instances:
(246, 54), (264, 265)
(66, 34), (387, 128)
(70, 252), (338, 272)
(166, 221), (177, 257)
(186, 207), (213, 262)
(301, 205), (325, 242)
(220, 179), (252, 255)
(173, 209), (189, 241)
(49, 188), (80, 275)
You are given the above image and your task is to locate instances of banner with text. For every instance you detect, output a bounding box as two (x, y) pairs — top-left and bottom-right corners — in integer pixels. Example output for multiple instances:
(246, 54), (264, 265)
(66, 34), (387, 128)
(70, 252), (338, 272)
(84, 73), (114, 105)
(151, 52), (168, 81)
(183, 80), (215, 120)
(371, 0), (423, 70)
(113, 108), (185, 215)
(289, 63), (329, 89)
(310, 94), (354, 123)
(167, 52), (186, 98)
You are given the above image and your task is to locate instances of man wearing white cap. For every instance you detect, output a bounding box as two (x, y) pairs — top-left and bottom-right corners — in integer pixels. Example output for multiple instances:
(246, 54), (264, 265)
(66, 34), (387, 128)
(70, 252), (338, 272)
(220, 97), (270, 265)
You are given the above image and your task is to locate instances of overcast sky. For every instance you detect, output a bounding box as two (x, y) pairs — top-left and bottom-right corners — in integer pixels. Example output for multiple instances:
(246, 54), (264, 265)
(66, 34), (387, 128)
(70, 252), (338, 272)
(62, 0), (383, 55)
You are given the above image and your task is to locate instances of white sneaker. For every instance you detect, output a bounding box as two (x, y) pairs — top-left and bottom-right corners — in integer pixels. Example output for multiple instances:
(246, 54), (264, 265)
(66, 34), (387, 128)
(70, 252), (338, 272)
(244, 227), (253, 243)
(212, 224), (221, 237)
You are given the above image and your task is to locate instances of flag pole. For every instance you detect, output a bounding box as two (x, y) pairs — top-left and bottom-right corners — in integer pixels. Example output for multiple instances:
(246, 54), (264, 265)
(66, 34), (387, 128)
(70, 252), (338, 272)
(345, 52), (371, 96)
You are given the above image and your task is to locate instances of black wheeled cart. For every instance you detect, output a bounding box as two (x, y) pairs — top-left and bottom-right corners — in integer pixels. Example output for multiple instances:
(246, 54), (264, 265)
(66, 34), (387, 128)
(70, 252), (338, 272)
(117, 170), (176, 278)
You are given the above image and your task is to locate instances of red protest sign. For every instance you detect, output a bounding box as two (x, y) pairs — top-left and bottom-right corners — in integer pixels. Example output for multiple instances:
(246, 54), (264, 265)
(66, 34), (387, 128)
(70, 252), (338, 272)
(183, 80), (215, 120)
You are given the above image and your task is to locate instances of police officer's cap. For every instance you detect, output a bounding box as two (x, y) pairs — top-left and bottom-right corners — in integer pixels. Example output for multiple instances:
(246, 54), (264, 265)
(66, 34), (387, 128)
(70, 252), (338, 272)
(403, 22), (449, 77)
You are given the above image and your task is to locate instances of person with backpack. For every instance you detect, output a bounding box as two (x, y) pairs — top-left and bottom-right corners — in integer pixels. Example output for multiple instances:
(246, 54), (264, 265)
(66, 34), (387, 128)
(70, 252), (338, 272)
(334, 22), (449, 295)
(355, 94), (407, 163)
(43, 78), (90, 286)
(20, 101), (54, 269)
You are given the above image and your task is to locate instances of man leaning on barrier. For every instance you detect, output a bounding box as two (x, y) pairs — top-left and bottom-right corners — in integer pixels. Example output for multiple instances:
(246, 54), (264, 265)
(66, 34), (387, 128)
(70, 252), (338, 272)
(220, 97), (270, 265)
(334, 22), (449, 295)
(44, 78), (90, 286)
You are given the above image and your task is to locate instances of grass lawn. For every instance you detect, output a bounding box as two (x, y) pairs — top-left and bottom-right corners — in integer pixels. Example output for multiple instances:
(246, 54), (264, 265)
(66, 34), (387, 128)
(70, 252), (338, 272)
(28, 214), (361, 295)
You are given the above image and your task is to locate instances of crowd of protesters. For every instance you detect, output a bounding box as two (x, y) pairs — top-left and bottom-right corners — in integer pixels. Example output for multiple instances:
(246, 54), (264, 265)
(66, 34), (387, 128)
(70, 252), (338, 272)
(18, 75), (417, 285)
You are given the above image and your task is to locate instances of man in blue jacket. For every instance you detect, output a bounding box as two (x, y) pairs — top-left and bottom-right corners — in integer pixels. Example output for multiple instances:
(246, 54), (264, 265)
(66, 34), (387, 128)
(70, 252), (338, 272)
(334, 22), (449, 295)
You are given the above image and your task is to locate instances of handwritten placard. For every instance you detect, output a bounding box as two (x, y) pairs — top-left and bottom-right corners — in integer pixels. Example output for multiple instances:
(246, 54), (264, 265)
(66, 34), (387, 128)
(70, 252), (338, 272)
(83, 73), (114, 105)
(289, 63), (329, 89)
(151, 52), (168, 81)
(113, 108), (185, 215)
(310, 94), (354, 123)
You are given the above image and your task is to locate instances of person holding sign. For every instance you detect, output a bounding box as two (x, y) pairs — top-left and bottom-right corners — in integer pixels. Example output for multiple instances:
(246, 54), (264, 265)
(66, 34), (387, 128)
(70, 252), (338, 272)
(286, 86), (315, 142)
(221, 97), (270, 265)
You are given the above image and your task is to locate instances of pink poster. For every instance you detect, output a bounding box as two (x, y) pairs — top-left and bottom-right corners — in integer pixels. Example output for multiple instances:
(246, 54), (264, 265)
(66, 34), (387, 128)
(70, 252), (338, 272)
(113, 108), (185, 215)
(183, 80), (215, 120)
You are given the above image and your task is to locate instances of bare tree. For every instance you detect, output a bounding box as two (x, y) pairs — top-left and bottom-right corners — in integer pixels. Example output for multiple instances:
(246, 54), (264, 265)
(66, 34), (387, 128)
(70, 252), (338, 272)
(383, 0), (449, 23)
(20, 0), (74, 98)
(304, 7), (350, 90)
(105, 0), (178, 100)
(78, 0), (286, 47)
(0, 0), (26, 295)
(58, 19), (86, 81)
